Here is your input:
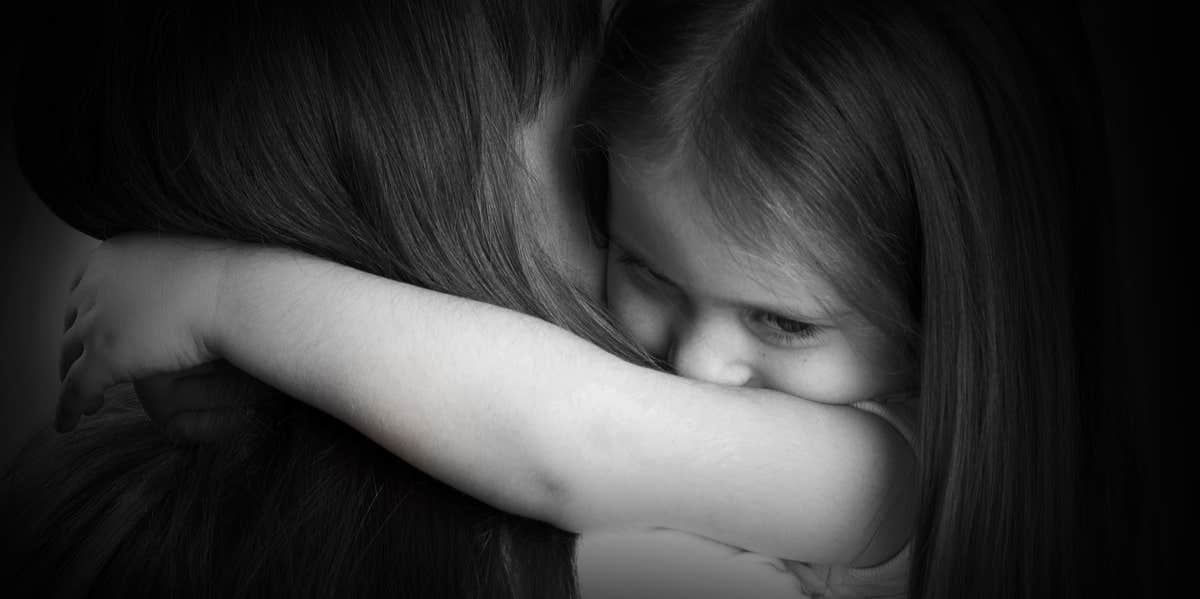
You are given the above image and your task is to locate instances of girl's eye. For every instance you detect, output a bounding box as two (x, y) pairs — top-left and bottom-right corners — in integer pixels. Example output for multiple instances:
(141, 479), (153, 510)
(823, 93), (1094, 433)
(616, 251), (668, 288)
(748, 311), (821, 346)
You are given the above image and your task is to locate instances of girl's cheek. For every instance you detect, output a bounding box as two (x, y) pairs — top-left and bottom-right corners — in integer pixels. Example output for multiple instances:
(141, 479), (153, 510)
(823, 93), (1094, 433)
(769, 358), (866, 404)
(763, 337), (909, 404)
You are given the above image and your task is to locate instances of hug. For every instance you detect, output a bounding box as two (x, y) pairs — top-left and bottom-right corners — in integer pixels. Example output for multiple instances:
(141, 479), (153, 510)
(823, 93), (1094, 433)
(3, 1), (1129, 597)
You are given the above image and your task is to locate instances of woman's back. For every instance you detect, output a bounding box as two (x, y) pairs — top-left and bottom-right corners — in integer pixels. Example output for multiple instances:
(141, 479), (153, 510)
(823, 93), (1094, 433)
(2, 387), (576, 598)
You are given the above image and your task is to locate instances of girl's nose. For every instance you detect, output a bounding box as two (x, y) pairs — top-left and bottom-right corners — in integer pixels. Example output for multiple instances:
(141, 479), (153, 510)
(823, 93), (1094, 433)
(667, 316), (754, 387)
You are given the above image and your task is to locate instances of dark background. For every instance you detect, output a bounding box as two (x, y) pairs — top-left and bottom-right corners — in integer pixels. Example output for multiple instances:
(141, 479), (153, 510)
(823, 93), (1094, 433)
(0, 1), (1176, 590)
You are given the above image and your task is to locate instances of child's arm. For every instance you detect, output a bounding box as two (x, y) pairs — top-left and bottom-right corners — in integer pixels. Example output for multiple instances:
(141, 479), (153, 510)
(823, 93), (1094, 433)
(60, 235), (915, 567)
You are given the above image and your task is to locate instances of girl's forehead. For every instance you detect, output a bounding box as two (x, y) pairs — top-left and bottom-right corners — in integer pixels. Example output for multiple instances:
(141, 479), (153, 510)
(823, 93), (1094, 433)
(608, 138), (822, 258)
(607, 147), (845, 319)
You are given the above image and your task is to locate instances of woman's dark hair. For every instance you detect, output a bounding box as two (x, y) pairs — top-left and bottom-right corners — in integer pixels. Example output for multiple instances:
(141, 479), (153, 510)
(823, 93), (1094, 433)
(19, 0), (631, 350)
(3, 386), (577, 598)
(3, 0), (645, 596)
(588, 1), (1120, 597)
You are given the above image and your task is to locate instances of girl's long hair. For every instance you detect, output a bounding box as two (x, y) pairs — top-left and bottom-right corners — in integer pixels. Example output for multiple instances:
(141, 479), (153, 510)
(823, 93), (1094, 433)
(591, 1), (1107, 596)
(4, 0), (648, 596)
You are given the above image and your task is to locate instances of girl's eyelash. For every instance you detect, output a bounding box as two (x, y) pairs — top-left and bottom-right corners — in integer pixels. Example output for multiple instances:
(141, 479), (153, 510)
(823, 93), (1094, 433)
(617, 248), (821, 347)
(749, 311), (821, 345)
(616, 251), (644, 268)
(617, 251), (669, 285)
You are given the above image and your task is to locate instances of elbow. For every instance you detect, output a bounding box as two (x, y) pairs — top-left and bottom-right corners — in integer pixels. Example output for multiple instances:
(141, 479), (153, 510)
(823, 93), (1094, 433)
(520, 467), (577, 528)
(522, 393), (630, 535)
(528, 450), (610, 535)
(522, 466), (615, 537)
(512, 424), (594, 534)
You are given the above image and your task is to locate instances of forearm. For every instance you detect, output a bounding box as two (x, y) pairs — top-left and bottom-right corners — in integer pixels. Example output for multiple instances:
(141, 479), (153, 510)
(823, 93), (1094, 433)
(211, 246), (572, 518)
(211, 247), (914, 564)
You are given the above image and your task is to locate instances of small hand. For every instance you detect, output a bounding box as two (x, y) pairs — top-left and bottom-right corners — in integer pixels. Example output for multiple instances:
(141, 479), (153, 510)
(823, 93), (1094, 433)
(57, 234), (236, 432)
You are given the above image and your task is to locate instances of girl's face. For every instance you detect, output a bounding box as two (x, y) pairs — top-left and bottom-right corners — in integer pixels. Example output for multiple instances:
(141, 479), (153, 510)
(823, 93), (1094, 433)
(604, 147), (912, 403)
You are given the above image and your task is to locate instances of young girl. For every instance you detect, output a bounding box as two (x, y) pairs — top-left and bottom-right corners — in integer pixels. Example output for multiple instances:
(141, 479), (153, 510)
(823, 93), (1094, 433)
(57, 1), (1081, 596)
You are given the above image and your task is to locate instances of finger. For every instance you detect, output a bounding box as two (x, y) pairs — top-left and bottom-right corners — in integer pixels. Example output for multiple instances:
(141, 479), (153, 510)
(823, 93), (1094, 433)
(56, 349), (94, 432)
(63, 305), (77, 332)
(56, 350), (117, 433)
(68, 263), (86, 293)
(67, 242), (104, 293)
(63, 268), (95, 334)
(65, 279), (96, 321)
(55, 356), (86, 433)
(59, 321), (85, 382)
(82, 382), (116, 416)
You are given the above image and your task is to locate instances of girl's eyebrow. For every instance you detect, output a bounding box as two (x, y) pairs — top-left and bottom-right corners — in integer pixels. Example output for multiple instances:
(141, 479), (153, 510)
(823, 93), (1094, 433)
(613, 234), (847, 323)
